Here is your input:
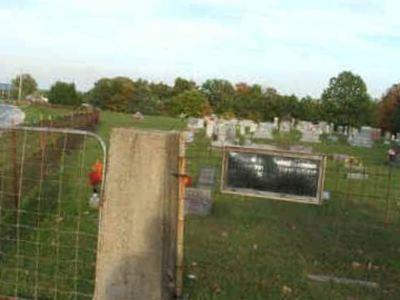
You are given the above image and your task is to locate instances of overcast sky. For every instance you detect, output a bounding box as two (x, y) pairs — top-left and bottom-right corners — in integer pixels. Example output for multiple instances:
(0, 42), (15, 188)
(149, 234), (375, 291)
(0, 0), (399, 98)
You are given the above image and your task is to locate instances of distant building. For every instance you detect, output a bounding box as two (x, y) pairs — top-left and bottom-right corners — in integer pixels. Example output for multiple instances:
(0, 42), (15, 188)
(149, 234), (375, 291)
(26, 94), (49, 103)
(0, 83), (11, 99)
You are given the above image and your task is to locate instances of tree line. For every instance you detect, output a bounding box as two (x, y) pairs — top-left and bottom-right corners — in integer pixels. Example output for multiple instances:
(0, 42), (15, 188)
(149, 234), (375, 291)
(6, 71), (400, 134)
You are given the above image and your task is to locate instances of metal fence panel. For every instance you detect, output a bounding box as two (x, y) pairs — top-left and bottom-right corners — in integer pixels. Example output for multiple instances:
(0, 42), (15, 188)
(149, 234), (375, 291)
(0, 126), (106, 299)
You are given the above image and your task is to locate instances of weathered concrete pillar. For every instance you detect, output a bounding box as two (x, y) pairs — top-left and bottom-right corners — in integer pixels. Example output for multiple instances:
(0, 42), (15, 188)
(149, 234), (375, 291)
(94, 128), (182, 300)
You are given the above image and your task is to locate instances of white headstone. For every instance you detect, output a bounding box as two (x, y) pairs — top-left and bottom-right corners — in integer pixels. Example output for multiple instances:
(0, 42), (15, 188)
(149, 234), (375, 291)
(254, 122), (275, 139)
(187, 117), (204, 130)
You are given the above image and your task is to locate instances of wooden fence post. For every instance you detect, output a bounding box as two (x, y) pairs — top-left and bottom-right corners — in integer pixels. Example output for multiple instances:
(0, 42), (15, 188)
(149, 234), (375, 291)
(95, 128), (184, 300)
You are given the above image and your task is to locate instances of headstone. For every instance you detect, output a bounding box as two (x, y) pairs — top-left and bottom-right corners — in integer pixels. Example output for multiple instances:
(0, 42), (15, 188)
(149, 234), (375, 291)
(217, 123), (228, 143)
(187, 117), (204, 130)
(347, 173), (368, 180)
(289, 145), (313, 153)
(328, 135), (338, 142)
(205, 119), (216, 138)
(318, 121), (330, 134)
(348, 127), (379, 148)
(185, 188), (213, 215)
(185, 131), (195, 143)
(332, 153), (349, 162)
(273, 117), (279, 127)
(371, 129), (381, 141)
(297, 121), (320, 143)
(280, 120), (292, 132)
(254, 122), (275, 139)
(197, 167), (216, 188)
(239, 124), (245, 135)
(243, 137), (252, 146)
(221, 148), (326, 204)
(323, 191), (331, 201)
(133, 112), (144, 120)
(226, 126), (236, 144)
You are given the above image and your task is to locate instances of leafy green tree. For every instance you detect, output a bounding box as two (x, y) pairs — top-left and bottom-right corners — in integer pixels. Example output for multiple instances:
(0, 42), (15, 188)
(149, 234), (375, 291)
(88, 77), (134, 111)
(258, 87), (279, 121)
(128, 79), (161, 114)
(172, 77), (197, 95)
(231, 83), (264, 121)
(48, 81), (81, 106)
(298, 96), (322, 122)
(149, 82), (173, 100)
(11, 73), (38, 99)
(272, 94), (300, 119)
(321, 71), (372, 128)
(201, 79), (235, 113)
(169, 89), (207, 117)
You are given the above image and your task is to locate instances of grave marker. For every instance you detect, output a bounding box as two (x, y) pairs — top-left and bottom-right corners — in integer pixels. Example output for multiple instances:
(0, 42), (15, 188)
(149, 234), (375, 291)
(197, 167), (216, 188)
(221, 146), (326, 204)
(185, 188), (213, 215)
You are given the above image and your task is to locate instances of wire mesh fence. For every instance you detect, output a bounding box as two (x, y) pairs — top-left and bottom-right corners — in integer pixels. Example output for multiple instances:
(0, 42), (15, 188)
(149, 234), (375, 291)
(1, 110), (400, 299)
(183, 130), (400, 298)
(0, 112), (105, 299)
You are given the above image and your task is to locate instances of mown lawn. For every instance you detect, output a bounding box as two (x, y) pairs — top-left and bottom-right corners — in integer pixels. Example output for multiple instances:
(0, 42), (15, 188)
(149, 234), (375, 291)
(184, 132), (400, 300)
(1, 105), (399, 299)
(21, 105), (72, 124)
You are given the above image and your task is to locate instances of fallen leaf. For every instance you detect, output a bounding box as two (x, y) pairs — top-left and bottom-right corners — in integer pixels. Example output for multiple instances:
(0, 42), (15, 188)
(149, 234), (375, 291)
(282, 285), (292, 294)
(212, 283), (221, 294)
(351, 261), (362, 269)
(187, 274), (197, 280)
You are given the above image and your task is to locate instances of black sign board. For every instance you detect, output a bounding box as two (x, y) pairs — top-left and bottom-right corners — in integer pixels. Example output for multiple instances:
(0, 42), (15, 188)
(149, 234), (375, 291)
(221, 146), (326, 204)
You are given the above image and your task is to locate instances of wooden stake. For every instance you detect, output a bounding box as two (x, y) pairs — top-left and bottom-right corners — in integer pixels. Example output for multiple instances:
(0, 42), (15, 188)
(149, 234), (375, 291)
(175, 133), (186, 298)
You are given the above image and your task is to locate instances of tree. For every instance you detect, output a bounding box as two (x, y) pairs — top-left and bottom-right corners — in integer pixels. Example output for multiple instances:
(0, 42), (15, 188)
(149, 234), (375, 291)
(297, 96), (322, 122)
(11, 73), (38, 100)
(169, 90), (208, 117)
(48, 81), (81, 106)
(378, 84), (400, 133)
(231, 83), (265, 121)
(272, 94), (300, 119)
(128, 79), (160, 114)
(172, 77), (197, 96)
(321, 71), (372, 128)
(201, 79), (235, 113)
(149, 82), (173, 100)
(88, 77), (134, 111)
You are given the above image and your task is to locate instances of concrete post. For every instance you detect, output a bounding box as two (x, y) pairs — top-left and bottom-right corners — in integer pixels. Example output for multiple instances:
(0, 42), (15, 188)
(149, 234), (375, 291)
(94, 128), (182, 300)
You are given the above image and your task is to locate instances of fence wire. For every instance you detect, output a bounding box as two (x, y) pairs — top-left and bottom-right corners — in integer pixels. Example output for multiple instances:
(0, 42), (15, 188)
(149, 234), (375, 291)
(0, 113), (105, 299)
(183, 131), (400, 299)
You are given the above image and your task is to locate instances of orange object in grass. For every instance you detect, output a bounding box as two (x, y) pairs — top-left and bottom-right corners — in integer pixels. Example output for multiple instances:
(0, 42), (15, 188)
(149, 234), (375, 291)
(88, 160), (103, 186)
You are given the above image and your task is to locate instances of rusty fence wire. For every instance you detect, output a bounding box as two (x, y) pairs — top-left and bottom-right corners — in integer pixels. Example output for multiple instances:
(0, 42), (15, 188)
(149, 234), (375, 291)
(183, 131), (400, 298)
(0, 123), (106, 299)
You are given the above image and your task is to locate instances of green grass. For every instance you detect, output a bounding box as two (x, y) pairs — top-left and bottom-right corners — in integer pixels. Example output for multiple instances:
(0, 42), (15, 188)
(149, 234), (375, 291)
(1, 105), (399, 299)
(184, 132), (400, 300)
(21, 105), (72, 124)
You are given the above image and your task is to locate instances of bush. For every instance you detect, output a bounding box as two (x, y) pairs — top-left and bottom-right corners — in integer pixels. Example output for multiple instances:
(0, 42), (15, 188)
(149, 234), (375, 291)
(272, 129), (302, 148)
(48, 81), (81, 106)
(320, 133), (348, 145)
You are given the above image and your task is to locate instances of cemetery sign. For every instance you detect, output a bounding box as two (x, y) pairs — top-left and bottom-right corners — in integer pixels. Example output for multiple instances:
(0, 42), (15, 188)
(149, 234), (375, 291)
(221, 146), (326, 204)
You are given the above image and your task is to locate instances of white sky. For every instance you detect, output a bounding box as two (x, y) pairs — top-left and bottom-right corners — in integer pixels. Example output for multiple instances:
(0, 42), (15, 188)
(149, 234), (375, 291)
(1, 0), (399, 98)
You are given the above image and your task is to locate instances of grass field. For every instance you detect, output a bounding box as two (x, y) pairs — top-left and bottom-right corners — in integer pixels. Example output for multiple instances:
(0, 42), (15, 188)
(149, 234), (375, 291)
(0, 105), (399, 299)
